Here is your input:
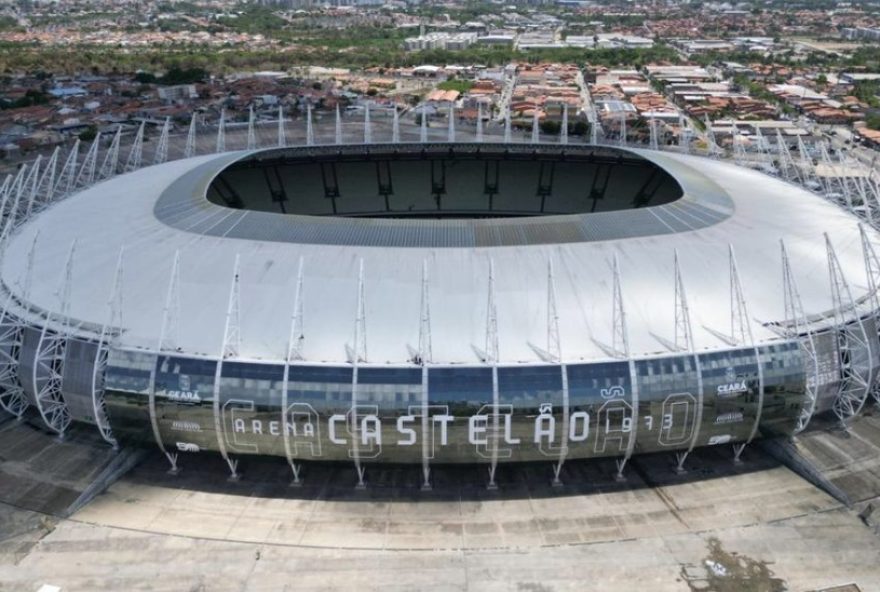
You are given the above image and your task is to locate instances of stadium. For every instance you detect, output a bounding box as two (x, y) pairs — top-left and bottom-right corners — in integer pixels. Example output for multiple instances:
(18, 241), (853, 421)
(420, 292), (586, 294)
(1, 116), (879, 489)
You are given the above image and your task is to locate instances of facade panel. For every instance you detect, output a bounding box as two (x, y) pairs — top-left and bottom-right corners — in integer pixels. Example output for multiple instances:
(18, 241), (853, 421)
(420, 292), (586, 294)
(633, 355), (700, 455)
(696, 348), (760, 448)
(61, 338), (99, 423)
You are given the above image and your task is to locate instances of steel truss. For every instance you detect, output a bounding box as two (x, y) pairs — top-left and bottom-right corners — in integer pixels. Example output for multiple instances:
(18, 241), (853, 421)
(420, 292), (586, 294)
(418, 260), (433, 490)
(0, 291), (26, 418)
(560, 104), (569, 146)
(448, 105), (456, 143)
(780, 240), (820, 433)
(154, 118), (171, 165)
(703, 246), (766, 462)
(671, 251), (703, 472)
(215, 110), (226, 154)
(420, 106), (428, 143)
(90, 247), (124, 448)
(184, 113), (197, 159)
(350, 260), (367, 488)
(484, 259), (501, 489)
(0, 234), (36, 418)
(213, 254), (242, 480)
(859, 224), (880, 405)
(98, 126), (121, 180)
(364, 103), (372, 145)
(531, 111), (539, 144)
(826, 234), (873, 424)
(544, 259), (570, 486)
(150, 250), (181, 473)
(392, 106), (400, 144)
(281, 258), (305, 485)
(306, 104), (315, 146)
(124, 122), (145, 172)
(75, 133), (101, 188)
(31, 241), (77, 435)
(247, 107), (257, 151)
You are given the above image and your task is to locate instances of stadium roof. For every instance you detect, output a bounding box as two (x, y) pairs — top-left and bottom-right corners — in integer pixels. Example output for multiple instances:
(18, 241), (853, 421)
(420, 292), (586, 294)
(1, 146), (875, 365)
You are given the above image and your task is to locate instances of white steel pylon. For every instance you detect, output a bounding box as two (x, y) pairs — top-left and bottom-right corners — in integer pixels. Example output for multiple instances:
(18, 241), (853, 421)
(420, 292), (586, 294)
(22, 156), (41, 221)
(153, 118), (171, 165)
(546, 259), (571, 486)
(418, 260), (433, 490)
(213, 254), (242, 480)
(560, 104), (569, 146)
(754, 127), (773, 173)
(0, 288), (26, 418)
(679, 113), (691, 155)
(364, 103), (372, 144)
(246, 106), (256, 150)
(420, 107), (428, 143)
(124, 121), (145, 172)
(335, 105), (343, 145)
(447, 105), (456, 143)
(476, 103), (484, 143)
(305, 104), (314, 146)
(282, 257), (305, 485)
(277, 105), (287, 148)
(2, 166), (26, 232)
(75, 133), (101, 188)
(817, 141), (841, 202)
(392, 106), (400, 144)
(859, 224), (880, 405)
(32, 240), (77, 436)
(618, 112), (627, 147)
(184, 113), (197, 158)
(12, 164), (33, 226)
(672, 250), (703, 473)
(590, 118), (599, 145)
(826, 233), (873, 424)
(674, 251), (694, 352)
(703, 114), (718, 159)
(531, 110), (540, 143)
(503, 108), (512, 144)
(611, 255), (638, 479)
(732, 126), (748, 167)
(215, 109), (226, 154)
(780, 240), (820, 433)
(797, 136), (818, 190)
(725, 246), (765, 462)
(56, 139), (79, 199)
(649, 118), (659, 151)
(91, 246), (124, 449)
(485, 259), (501, 490)
(151, 250), (181, 473)
(350, 260), (367, 488)
(776, 129), (796, 183)
(36, 147), (58, 207)
(0, 232), (38, 419)
(99, 125), (122, 180)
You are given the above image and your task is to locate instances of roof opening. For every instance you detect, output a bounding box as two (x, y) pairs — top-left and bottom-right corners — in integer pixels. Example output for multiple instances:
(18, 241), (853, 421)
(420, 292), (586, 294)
(207, 144), (683, 220)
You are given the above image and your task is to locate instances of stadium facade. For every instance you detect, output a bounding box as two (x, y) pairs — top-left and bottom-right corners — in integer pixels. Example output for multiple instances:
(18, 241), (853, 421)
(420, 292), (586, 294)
(1, 134), (879, 488)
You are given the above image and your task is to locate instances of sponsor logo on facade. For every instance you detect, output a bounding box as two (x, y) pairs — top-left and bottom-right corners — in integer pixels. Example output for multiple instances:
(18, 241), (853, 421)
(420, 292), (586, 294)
(171, 420), (201, 432)
(716, 367), (749, 397)
(714, 411), (744, 425)
(707, 434), (732, 445)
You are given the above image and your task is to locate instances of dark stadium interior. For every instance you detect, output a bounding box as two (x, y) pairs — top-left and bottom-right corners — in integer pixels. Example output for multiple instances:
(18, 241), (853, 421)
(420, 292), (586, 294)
(207, 144), (684, 219)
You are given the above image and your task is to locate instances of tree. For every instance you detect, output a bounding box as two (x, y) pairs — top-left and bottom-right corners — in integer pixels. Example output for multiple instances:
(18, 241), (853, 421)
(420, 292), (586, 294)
(78, 126), (97, 142)
(540, 120), (561, 135)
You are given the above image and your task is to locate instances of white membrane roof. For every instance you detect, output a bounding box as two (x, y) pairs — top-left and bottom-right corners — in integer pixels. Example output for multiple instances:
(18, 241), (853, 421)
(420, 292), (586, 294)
(2, 146), (877, 365)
